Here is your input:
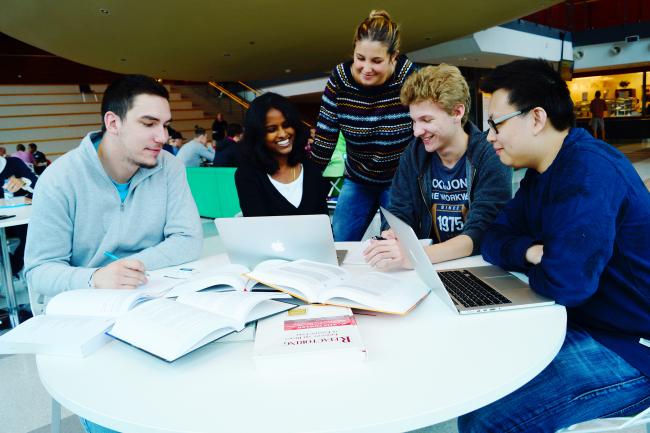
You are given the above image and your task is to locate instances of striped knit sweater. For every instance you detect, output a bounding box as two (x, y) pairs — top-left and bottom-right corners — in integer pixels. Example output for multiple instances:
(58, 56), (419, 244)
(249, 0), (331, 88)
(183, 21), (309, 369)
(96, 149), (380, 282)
(311, 55), (415, 185)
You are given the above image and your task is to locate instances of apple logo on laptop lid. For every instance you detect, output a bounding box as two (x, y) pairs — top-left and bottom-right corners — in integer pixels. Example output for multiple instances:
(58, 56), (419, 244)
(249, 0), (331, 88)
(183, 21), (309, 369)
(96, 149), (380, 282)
(271, 241), (286, 253)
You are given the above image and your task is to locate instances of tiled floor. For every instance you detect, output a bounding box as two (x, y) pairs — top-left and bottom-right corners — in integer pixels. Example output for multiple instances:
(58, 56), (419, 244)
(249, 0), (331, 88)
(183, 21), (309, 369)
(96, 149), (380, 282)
(1, 139), (649, 433)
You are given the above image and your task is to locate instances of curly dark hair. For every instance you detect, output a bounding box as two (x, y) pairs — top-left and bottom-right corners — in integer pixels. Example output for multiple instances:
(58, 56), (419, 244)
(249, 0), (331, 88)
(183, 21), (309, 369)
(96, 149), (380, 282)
(241, 92), (307, 174)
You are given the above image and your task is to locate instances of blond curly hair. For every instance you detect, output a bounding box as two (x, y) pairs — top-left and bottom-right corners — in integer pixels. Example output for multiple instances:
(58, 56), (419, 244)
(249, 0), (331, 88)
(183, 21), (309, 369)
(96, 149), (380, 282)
(400, 64), (471, 125)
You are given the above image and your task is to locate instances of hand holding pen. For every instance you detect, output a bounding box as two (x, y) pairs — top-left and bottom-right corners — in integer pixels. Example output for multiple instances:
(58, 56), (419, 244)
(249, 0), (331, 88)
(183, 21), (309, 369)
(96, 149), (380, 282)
(90, 251), (148, 290)
(363, 229), (412, 270)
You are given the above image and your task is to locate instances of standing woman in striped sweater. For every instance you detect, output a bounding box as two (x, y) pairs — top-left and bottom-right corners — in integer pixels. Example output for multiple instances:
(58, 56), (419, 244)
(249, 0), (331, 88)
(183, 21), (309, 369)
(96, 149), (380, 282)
(310, 10), (415, 241)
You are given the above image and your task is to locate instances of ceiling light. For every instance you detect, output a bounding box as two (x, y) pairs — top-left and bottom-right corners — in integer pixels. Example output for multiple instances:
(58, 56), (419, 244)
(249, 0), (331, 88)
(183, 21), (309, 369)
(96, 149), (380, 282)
(99, 8), (109, 15)
(573, 50), (584, 60)
(610, 45), (621, 55)
(224, 53), (231, 57)
(284, 69), (292, 74)
(120, 58), (126, 62)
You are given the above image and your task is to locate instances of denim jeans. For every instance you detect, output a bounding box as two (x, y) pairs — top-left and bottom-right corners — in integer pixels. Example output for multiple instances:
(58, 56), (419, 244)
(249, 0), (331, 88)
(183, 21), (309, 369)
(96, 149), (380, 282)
(458, 324), (650, 433)
(80, 418), (120, 433)
(332, 178), (391, 241)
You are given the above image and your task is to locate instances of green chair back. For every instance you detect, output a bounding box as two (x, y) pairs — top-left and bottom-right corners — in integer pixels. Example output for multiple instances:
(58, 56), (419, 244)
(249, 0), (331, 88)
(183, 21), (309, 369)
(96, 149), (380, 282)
(186, 167), (241, 218)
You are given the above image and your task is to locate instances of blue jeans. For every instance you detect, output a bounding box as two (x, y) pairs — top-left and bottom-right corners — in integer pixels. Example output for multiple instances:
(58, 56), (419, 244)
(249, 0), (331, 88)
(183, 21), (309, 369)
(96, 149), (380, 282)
(80, 418), (120, 433)
(458, 324), (650, 433)
(332, 178), (391, 241)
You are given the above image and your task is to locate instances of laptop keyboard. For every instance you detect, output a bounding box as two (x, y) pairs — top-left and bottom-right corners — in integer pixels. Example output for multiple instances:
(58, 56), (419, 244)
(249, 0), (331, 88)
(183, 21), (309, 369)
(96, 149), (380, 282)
(437, 270), (512, 308)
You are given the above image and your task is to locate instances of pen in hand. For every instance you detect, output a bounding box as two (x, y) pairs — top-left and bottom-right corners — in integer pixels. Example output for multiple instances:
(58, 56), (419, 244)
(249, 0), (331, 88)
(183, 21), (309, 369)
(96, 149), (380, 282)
(103, 251), (120, 261)
(103, 251), (150, 276)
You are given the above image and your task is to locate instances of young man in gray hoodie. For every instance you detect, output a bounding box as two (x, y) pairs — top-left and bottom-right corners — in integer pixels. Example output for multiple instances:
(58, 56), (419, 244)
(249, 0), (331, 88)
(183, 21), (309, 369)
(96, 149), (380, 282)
(25, 75), (202, 313)
(364, 64), (511, 269)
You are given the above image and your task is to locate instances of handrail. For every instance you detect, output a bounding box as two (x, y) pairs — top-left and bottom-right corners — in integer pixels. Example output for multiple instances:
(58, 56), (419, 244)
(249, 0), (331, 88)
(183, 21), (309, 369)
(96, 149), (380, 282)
(237, 81), (262, 96)
(207, 82), (249, 109)
(208, 80), (313, 128)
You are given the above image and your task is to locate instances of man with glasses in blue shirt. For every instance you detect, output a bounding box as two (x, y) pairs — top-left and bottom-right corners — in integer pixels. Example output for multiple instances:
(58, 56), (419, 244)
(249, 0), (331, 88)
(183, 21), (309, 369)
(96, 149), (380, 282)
(458, 59), (650, 433)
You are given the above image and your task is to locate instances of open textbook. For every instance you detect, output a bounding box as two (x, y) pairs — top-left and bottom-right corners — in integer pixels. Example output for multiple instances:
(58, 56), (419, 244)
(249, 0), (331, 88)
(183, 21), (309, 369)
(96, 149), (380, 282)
(149, 259), (289, 297)
(0, 286), (291, 358)
(107, 291), (294, 362)
(245, 260), (430, 315)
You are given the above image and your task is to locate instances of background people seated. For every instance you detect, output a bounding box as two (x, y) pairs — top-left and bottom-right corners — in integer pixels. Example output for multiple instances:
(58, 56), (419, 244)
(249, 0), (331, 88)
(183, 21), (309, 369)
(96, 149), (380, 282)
(176, 126), (215, 167)
(310, 10), (415, 241)
(0, 155), (38, 276)
(213, 123), (244, 167)
(235, 93), (329, 217)
(28, 143), (48, 174)
(12, 143), (36, 167)
(458, 59), (650, 433)
(364, 65), (512, 269)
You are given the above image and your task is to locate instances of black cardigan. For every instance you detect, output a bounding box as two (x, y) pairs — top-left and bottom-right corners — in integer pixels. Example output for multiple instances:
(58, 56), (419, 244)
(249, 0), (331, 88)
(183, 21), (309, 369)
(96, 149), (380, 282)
(234, 159), (329, 217)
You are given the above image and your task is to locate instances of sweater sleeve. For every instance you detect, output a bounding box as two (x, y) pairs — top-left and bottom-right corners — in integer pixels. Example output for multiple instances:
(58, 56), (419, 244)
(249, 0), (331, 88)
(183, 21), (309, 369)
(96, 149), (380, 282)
(235, 166), (270, 216)
(25, 171), (98, 297)
(305, 161), (330, 215)
(128, 160), (203, 268)
(310, 73), (340, 169)
(199, 145), (216, 162)
(525, 156), (624, 306)
(462, 143), (513, 254)
(8, 158), (38, 197)
(480, 183), (538, 273)
(483, 154), (625, 307)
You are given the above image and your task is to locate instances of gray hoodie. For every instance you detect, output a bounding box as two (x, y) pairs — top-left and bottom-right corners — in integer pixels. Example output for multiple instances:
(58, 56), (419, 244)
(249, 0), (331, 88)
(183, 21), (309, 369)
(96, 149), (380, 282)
(25, 131), (202, 309)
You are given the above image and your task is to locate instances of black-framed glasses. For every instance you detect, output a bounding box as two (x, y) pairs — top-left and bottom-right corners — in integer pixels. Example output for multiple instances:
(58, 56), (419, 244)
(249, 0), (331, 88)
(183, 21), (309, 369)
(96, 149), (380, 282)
(487, 106), (534, 134)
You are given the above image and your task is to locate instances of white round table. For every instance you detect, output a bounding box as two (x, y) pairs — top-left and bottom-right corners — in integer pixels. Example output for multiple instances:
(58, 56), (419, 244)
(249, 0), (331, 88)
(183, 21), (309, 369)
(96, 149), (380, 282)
(37, 252), (566, 433)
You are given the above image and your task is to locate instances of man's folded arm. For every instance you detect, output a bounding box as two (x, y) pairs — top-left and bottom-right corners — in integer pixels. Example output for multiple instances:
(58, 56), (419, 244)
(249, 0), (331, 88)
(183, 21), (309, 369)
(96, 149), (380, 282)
(526, 167), (622, 306)
(481, 189), (537, 272)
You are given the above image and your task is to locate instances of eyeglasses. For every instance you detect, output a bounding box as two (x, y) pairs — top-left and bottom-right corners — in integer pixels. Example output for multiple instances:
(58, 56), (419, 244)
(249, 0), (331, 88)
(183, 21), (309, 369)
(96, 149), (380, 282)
(487, 107), (534, 134)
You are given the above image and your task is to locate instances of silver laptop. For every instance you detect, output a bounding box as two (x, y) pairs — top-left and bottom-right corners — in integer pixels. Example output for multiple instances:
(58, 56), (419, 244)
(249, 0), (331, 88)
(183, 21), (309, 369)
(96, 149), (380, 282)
(215, 214), (338, 268)
(381, 207), (554, 314)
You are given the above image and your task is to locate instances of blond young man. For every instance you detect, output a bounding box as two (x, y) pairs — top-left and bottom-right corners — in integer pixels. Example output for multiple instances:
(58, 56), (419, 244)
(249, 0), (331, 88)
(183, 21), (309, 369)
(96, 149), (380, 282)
(364, 64), (511, 269)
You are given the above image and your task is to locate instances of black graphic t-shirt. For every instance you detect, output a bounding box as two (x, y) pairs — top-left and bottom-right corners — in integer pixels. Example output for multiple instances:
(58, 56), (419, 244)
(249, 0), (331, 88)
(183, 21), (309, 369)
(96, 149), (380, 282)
(429, 154), (469, 243)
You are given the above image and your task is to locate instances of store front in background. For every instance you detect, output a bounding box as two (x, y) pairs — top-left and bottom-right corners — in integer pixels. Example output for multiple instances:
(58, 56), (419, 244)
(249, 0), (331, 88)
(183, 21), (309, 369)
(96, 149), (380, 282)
(569, 67), (650, 140)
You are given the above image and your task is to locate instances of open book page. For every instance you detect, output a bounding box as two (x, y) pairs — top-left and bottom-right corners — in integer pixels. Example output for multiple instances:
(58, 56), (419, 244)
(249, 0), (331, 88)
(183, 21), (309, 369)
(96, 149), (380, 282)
(45, 289), (157, 318)
(164, 264), (251, 297)
(176, 291), (293, 329)
(246, 260), (348, 302)
(107, 298), (239, 362)
(245, 259), (290, 291)
(323, 272), (430, 314)
(136, 273), (182, 297)
(0, 315), (113, 357)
